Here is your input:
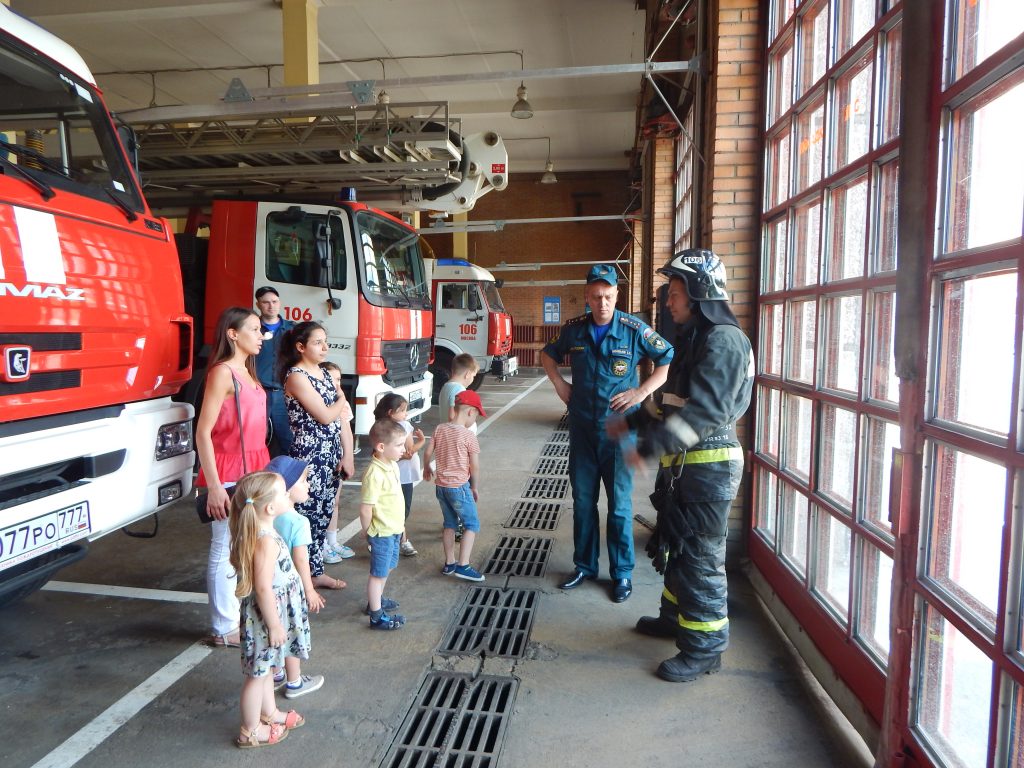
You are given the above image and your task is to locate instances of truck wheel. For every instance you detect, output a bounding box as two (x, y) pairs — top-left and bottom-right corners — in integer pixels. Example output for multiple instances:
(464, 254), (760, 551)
(430, 349), (454, 399)
(468, 371), (486, 391)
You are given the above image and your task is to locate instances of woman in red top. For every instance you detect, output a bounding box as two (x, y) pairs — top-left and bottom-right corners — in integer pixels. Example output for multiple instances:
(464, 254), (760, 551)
(196, 307), (271, 647)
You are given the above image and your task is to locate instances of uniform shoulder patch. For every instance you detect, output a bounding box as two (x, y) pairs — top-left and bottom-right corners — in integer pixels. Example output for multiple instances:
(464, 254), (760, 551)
(565, 313), (589, 326)
(618, 314), (641, 329)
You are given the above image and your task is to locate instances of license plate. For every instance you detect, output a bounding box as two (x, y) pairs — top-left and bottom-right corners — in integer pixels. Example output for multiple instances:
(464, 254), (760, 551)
(408, 390), (424, 410)
(507, 356), (519, 373)
(0, 501), (91, 568)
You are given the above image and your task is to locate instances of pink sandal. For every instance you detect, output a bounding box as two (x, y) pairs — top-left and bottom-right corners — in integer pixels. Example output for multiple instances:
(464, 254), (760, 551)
(262, 709), (305, 730)
(236, 722), (288, 748)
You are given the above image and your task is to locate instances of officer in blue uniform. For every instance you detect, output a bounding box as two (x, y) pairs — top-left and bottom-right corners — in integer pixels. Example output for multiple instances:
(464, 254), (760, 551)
(254, 286), (294, 456)
(617, 249), (754, 682)
(542, 264), (673, 602)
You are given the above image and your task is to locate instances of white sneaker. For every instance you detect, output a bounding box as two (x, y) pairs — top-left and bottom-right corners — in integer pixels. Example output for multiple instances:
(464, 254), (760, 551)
(283, 674), (324, 699)
(400, 540), (418, 557)
(322, 543), (355, 564)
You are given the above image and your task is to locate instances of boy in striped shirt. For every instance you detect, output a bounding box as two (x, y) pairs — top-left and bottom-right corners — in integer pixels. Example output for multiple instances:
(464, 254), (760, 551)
(422, 389), (486, 581)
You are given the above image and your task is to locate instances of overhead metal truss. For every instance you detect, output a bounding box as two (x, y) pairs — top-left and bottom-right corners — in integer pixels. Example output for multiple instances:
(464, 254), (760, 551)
(125, 100), (467, 208)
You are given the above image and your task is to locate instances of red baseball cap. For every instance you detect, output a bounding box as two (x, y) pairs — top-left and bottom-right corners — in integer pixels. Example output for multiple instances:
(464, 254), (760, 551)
(454, 389), (487, 418)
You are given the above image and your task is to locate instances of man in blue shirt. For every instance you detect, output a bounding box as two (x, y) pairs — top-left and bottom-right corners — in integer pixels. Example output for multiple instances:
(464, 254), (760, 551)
(542, 264), (673, 602)
(255, 286), (293, 456)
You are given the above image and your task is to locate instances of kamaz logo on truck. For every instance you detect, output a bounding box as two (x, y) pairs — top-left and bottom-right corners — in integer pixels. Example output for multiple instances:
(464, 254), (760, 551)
(0, 282), (85, 300)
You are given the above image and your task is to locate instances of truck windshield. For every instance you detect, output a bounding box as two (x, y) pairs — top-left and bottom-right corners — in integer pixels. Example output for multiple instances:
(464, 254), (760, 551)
(482, 281), (506, 312)
(0, 36), (143, 211)
(356, 211), (429, 304)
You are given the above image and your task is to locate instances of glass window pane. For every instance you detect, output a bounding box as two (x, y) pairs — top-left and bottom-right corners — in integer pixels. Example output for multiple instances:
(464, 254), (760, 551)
(821, 294), (862, 393)
(767, 126), (792, 209)
(1003, 676), (1024, 768)
(834, 52), (873, 169)
(783, 392), (814, 482)
(770, 36), (795, 125)
(773, 0), (796, 41)
(757, 385), (782, 460)
(819, 404), (858, 510)
(879, 22), (902, 145)
(799, 1), (829, 96)
(827, 175), (868, 281)
(838, 0), (876, 58)
(934, 270), (1017, 438)
(914, 601), (993, 768)
(867, 289), (898, 404)
(860, 415), (898, 538)
(760, 302), (785, 376)
(873, 159), (899, 273)
(855, 539), (893, 663)
(764, 216), (789, 292)
(793, 197), (822, 286)
(811, 507), (851, 621)
(755, 468), (780, 544)
(945, 71), (1024, 254)
(951, 0), (1024, 82)
(786, 298), (817, 384)
(925, 442), (1006, 628)
(781, 482), (810, 575)
(796, 98), (826, 192)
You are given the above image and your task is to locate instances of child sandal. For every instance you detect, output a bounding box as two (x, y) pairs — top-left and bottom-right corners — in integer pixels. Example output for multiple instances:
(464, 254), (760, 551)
(262, 709), (305, 730)
(236, 722), (289, 748)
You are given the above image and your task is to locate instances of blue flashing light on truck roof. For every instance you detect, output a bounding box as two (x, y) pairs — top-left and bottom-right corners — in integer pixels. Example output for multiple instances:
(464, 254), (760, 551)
(437, 258), (472, 267)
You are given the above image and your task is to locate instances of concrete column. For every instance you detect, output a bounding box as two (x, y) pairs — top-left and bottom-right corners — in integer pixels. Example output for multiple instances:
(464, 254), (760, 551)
(281, 0), (319, 87)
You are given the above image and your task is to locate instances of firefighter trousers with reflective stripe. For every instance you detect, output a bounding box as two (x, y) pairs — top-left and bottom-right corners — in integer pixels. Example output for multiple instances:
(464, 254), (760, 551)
(656, 499), (731, 660)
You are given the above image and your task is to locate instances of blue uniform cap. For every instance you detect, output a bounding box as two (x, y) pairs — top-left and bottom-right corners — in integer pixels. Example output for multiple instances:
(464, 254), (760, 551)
(586, 264), (617, 285)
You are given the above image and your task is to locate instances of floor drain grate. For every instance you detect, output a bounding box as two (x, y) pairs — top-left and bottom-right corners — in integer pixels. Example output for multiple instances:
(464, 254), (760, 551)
(533, 456), (568, 476)
(439, 586), (539, 657)
(484, 535), (553, 577)
(382, 672), (518, 768)
(557, 412), (569, 430)
(540, 441), (570, 458)
(549, 430), (569, 443)
(504, 500), (561, 531)
(522, 475), (569, 499)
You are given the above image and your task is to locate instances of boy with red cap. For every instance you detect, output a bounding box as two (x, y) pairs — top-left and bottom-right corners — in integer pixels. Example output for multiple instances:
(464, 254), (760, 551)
(422, 390), (486, 581)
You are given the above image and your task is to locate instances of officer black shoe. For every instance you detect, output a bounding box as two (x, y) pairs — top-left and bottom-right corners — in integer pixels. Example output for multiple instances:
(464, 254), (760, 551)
(559, 570), (594, 590)
(656, 653), (722, 683)
(635, 615), (676, 638)
(611, 578), (632, 603)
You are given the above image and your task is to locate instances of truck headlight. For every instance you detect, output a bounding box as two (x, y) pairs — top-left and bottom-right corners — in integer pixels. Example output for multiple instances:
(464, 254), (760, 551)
(155, 420), (194, 460)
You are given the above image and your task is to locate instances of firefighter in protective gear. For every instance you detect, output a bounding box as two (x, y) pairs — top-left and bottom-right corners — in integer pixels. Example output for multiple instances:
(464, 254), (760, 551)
(621, 248), (753, 682)
(543, 264), (673, 602)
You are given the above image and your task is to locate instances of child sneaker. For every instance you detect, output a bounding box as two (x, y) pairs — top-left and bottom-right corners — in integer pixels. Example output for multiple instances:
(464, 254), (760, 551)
(283, 674), (324, 699)
(400, 540), (418, 557)
(441, 562), (458, 576)
(362, 597), (400, 615)
(273, 669), (286, 692)
(370, 613), (404, 630)
(453, 564), (485, 582)
(322, 543), (355, 564)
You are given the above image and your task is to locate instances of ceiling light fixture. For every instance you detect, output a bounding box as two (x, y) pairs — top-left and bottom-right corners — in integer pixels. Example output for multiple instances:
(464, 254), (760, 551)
(540, 137), (557, 184)
(510, 52), (533, 119)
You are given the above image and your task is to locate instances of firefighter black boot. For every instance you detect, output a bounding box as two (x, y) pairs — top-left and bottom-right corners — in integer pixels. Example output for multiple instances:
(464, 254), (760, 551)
(655, 653), (722, 682)
(635, 616), (677, 638)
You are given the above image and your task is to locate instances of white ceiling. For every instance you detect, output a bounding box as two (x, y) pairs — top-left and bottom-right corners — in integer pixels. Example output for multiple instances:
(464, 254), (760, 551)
(11, 0), (650, 174)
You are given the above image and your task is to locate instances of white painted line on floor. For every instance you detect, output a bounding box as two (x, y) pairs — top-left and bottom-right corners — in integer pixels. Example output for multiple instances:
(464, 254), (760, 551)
(30, 642), (212, 768)
(43, 581), (207, 603)
(477, 375), (548, 436)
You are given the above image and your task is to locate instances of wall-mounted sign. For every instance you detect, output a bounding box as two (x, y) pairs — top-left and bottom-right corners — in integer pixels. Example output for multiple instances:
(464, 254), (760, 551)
(543, 296), (561, 325)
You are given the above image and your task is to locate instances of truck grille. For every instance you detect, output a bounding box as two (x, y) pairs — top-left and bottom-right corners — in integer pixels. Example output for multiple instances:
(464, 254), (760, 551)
(381, 339), (431, 387)
(0, 333), (82, 396)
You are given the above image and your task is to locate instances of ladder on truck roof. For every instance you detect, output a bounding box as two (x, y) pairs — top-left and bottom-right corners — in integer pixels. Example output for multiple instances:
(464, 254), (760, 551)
(119, 99), (468, 211)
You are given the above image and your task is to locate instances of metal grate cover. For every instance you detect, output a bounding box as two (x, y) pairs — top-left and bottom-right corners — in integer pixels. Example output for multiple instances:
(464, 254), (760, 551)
(533, 456), (568, 476)
(503, 500), (561, 531)
(549, 430), (569, 443)
(540, 441), (570, 458)
(439, 586), (539, 657)
(382, 672), (518, 768)
(557, 412), (569, 430)
(522, 476), (569, 499)
(484, 535), (553, 578)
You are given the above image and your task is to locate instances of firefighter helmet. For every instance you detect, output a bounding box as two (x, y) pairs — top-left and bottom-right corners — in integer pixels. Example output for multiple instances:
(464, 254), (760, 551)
(657, 248), (729, 301)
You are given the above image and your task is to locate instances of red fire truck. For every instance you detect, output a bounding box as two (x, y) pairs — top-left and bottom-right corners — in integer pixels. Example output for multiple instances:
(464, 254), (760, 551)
(0, 7), (195, 603)
(180, 198), (433, 437)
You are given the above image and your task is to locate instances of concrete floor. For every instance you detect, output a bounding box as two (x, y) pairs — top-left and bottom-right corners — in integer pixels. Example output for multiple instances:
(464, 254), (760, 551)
(0, 373), (850, 768)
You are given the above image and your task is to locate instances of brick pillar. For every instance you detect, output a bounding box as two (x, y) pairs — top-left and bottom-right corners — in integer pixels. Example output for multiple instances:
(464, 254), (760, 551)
(650, 137), (675, 281)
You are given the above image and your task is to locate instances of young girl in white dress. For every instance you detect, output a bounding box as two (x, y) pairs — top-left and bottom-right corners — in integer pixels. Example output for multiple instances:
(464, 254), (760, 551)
(228, 471), (312, 748)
